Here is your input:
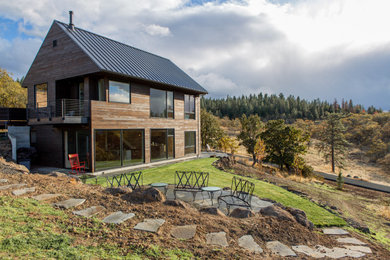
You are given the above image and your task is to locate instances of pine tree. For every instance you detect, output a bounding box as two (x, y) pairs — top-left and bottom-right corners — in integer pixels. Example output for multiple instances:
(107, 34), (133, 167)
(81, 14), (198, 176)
(316, 113), (348, 172)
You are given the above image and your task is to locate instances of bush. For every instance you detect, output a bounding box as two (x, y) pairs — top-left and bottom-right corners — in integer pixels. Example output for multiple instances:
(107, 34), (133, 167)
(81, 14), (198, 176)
(301, 164), (314, 178)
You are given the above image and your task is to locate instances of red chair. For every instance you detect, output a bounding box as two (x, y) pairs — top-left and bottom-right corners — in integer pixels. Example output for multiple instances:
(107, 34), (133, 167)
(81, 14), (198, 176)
(68, 154), (86, 175)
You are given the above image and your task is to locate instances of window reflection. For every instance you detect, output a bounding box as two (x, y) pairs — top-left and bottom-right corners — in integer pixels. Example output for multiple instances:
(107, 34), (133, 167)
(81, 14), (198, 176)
(109, 81), (130, 103)
(151, 129), (175, 161)
(185, 131), (196, 154)
(185, 94), (195, 119)
(35, 83), (48, 108)
(150, 88), (174, 118)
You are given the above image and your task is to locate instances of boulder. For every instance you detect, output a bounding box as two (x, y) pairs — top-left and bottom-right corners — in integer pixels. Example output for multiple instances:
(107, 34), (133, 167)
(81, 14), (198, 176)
(164, 199), (191, 209)
(105, 187), (133, 196)
(286, 207), (314, 230)
(200, 207), (226, 217)
(229, 208), (255, 218)
(142, 187), (166, 202)
(49, 172), (68, 177)
(259, 205), (295, 222)
(0, 157), (29, 174)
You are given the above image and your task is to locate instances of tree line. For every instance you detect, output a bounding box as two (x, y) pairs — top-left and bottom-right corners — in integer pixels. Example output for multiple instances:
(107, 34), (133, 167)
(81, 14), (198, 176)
(201, 93), (382, 121)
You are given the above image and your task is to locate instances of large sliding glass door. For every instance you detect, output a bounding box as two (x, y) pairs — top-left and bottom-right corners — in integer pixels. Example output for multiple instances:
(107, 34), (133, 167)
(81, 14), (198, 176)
(151, 129), (174, 161)
(64, 129), (90, 169)
(95, 129), (144, 171)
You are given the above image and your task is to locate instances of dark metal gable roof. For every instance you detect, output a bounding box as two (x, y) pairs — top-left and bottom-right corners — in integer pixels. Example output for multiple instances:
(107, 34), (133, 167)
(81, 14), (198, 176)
(55, 21), (207, 94)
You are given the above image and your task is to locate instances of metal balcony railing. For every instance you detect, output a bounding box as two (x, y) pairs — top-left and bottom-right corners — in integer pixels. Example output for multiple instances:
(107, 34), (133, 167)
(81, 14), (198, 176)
(27, 99), (90, 120)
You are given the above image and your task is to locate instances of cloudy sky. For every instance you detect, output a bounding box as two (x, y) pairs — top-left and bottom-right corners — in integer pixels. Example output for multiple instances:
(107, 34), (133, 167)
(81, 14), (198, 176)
(0, 0), (389, 110)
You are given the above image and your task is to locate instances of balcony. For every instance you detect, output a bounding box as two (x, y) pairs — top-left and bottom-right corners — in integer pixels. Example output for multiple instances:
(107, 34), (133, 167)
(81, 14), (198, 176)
(27, 99), (90, 125)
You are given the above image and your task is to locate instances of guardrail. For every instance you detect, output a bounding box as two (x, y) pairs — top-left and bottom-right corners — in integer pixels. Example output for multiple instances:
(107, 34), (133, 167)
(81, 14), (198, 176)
(27, 99), (90, 120)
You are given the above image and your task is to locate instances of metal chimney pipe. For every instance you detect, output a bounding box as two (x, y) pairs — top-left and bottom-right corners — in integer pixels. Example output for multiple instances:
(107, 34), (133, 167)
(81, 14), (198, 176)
(69, 10), (74, 30)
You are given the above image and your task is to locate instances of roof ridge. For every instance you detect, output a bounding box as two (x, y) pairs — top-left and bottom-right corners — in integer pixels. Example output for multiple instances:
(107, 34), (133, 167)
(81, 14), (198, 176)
(54, 20), (171, 61)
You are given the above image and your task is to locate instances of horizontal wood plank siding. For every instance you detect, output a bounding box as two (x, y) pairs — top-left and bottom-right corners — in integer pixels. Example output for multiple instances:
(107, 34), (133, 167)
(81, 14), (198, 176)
(90, 83), (200, 172)
(24, 22), (99, 105)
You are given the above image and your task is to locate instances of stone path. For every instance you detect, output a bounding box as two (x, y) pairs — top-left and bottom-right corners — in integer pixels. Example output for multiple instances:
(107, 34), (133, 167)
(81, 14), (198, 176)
(170, 225), (197, 240)
(336, 237), (366, 245)
(292, 245), (326, 258)
(134, 218), (165, 233)
(238, 235), (263, 253)
(53, 198), (86, 209)
(322, 228), (349, 235)
(0, 179), (8, 183)
(32, 194), (61, 201)
(205, 232), (228, 247)
(0, 183), (26, 190)
(266, 241), (296, 257)
(12, 187), (35, 196)
(103, 211), (135, 224)
(73, 206), (105, 218)
(344, 245), (372, 254)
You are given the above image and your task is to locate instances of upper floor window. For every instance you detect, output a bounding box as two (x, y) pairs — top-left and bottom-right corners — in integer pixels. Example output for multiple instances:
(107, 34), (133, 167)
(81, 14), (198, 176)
(109, 80), (130, 103)
(184, 94), (195, 119)
(34, 83), (48, 108)
(150, 88), (174, 119)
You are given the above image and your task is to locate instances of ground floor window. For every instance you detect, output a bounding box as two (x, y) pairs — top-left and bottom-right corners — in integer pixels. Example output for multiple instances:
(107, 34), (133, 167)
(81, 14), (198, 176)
(95, 129), (144, 170)
(65, 129), (90, 169)
(185, 131), (196, 155)
(151, 129), (174, 161)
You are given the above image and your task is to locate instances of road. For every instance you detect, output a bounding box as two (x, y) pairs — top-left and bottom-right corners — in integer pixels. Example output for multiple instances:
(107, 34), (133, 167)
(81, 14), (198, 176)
(315, 171), (390, 194)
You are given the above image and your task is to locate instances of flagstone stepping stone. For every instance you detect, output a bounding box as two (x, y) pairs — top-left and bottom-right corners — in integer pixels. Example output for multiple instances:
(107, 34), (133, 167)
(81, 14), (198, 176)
(12, 187), (35, 196)
(336, 237), (366, 245)
(0, 179), (8, 183)
(344, 245), (372, 254)
(266, 241), (296, 257)
(292, 245), (326, 258)
(322, 228), (349, 235)
(134, 219), (165, 233)
(0, 183), (26, 190)
(171, 225), (197, 240)
(73, 206), (105, 218)
(102, 211), (135, 224)
(32, 194), (61, 201)
(238, 235), (263, 253)
(53, 198), (86, 209)
(206, 232), (228, 247)
(315, 245), (365, 258)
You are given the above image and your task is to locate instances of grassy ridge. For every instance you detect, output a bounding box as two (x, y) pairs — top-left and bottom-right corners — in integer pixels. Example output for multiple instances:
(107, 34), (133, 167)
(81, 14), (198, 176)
(89, 157), (345, 226)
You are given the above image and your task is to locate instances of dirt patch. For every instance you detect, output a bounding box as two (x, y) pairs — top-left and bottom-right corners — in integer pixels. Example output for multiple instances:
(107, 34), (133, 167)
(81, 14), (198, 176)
(1, 165), (389, 258)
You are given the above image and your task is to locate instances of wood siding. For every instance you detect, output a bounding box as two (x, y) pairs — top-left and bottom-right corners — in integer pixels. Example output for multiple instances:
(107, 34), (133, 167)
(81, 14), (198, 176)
(90, 83), (200, 172)
(24, 22), (99, 106)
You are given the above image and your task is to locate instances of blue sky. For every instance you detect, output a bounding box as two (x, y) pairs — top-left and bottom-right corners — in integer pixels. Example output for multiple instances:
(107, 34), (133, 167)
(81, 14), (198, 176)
(0, 0), (389, 110)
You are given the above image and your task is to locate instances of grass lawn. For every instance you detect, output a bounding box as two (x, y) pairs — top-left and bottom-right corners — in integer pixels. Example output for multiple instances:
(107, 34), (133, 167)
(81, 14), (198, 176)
(88, 157), (345, 227)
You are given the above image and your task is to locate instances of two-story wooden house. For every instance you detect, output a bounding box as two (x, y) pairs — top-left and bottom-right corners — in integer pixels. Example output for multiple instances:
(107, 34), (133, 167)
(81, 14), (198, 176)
(23, 14), (207, 172)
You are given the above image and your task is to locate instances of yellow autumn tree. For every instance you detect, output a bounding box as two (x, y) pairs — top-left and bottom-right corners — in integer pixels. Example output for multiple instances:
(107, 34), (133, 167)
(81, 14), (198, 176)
(0, 68), (27, 108)
(254, 137), (266, 169)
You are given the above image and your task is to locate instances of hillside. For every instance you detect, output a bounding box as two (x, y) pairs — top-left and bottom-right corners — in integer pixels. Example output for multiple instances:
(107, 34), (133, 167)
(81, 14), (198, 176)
(1, 157), (390, 258)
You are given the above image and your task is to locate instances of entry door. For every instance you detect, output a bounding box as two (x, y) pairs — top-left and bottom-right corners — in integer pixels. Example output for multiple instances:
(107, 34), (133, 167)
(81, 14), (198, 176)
(77, 132), (89, 169)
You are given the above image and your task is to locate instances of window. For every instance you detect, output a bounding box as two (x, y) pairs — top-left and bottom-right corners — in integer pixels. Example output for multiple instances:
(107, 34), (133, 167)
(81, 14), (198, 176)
(185, 131), (196, 155)
(95, 129), (144, 171)
(150, 88), (174, 118)
(109, 80), (130, 103)
(34, 83), (48, 108)
(53, 40), (57, 47)
(98, 79), (105, 101)
(184, 94), (195, 119)
(151, 129), (174, 161)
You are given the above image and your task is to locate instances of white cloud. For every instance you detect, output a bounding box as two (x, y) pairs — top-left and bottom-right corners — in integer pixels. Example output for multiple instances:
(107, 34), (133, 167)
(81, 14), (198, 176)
(144, 24), (171, 36)
(0, 0), (389, 109)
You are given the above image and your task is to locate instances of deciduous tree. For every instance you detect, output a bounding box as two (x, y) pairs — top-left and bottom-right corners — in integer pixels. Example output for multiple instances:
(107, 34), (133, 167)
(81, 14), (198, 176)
(201, 109), (224, 149)
(238, 114), (263, 166)
(261, 119), (309, 171)
(0, 68), (27, 108)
